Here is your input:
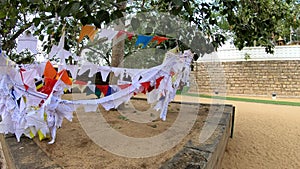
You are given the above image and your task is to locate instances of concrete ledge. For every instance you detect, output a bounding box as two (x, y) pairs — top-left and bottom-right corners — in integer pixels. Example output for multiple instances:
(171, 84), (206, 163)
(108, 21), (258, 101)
(0, 135), (62, 169)
(160, 105), (233, 169)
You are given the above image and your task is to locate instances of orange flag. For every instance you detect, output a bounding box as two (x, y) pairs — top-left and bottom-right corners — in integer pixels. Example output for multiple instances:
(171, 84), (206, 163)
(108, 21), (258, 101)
(78, 25), (98, 42)
(44, 61), (57, 79)
(58, 69), (72, 85)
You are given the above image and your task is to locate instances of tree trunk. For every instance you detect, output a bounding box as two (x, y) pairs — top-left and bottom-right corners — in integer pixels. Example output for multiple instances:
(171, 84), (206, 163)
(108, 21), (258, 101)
(111, 1), (126, 110)
(110, 1), (126, 84)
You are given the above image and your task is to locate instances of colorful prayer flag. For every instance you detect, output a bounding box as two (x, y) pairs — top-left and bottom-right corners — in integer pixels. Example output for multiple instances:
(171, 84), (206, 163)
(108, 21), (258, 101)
(135, 35), (153, 48)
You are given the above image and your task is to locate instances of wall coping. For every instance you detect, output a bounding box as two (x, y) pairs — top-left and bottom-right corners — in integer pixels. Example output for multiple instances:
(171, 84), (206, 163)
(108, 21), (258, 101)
(197, 45), (300, 62)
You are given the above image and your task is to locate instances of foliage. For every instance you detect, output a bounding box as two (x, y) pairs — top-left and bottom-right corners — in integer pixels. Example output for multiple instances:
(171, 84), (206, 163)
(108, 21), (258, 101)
(275, 1), (300, 42)
(1, 0), (299, 62)
(83, 11), (212, 66)
(244, 53), (251, 61)
(0, 0), (127, 56)
(219, 0), (300, 53)
(122, 48), (165, 69)
(9, 49), (35, 64)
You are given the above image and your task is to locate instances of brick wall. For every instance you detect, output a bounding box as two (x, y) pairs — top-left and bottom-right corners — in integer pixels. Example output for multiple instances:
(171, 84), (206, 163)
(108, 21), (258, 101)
(190, 60), (300, 97)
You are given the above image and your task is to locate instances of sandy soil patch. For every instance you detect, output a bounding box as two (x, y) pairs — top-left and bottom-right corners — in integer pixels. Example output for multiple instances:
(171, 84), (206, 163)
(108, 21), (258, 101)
(34, 95), (210, 169)
(221, 101), (300, 169)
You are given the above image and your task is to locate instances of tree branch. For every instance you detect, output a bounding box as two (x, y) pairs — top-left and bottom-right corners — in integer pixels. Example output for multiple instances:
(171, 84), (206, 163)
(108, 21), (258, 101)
(77, 37), (108, 56)
(86, 46), (111, 65)
(3, 15), (54, 50)
(6, 14), (55, 50)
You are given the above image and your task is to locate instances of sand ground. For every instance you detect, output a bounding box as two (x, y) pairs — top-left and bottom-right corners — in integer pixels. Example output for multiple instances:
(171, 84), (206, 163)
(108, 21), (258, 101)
(1, 95), (299, 168)
(173, 95), (300, 168)
(219, 100), (300, 169)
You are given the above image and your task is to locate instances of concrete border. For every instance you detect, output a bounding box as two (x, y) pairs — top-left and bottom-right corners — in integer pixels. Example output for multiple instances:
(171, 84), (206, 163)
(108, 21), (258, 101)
(0, 135), (62, 169)
(0, 135), (15, 169)
(160, 104), (233, 169)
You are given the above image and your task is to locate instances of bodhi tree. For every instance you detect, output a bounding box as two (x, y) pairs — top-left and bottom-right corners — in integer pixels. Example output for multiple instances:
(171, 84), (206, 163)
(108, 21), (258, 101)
(219, 0), (300, 53)
(0, 0), (298, 63)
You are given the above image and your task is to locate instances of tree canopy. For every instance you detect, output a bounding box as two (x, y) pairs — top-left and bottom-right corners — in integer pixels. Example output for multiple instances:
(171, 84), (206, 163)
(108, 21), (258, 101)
(220, 0), (300, 52)
(0, 0), (299, 61)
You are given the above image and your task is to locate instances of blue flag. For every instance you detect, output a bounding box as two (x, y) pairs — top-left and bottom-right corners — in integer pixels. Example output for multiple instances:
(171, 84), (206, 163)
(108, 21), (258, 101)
(135, 35), (153, 48)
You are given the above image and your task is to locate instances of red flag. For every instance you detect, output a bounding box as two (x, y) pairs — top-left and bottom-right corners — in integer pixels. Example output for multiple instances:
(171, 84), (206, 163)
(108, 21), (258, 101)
(73, 80), (88, 85)
(126, 32), (135, 41)
(151, 36), (168, 45)
(39, 78), (58, 95)
(140, 81), (151, 94)
(96, 85), (109, 96)
(116, 30), (135, 40)
(118, 84), (131, 89)
(156, 76), (164, 88)
(19, 68), (29, 90)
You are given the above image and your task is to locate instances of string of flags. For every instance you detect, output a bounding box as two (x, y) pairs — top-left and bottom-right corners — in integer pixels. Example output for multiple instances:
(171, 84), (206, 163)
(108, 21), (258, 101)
(0, 25), (194, 144)
(16, 25), (170, 63)
(0, 52), (74, 143)
(78, 25), (169, 48)
(72, 75), (164, 98)
(78, 25), (99, 42)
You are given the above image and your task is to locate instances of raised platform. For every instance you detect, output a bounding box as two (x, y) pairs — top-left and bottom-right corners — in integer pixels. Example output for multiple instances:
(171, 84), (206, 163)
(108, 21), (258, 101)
(160, 104), (234, 169)
(0, 102), (234, 169)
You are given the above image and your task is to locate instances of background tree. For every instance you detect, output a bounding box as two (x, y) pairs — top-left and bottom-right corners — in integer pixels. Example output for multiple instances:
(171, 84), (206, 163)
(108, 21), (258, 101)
(275, 0), (300, 42)
(1, 0), (299, 63)
(219, 0), (300, 53)
(0, 0), (126, 59)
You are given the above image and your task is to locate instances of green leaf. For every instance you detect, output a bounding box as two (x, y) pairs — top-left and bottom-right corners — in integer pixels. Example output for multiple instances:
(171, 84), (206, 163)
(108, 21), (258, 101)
(46, 27), (53, 34)
(172, 0), (183, 6)
(145, 27), (153, 34)
(20, 0), (28, 6)
(171, 6), (182, 15)
(44, 4), (54, 12)
(39, 35), (44, 41)
(131, 17), (140, 31)
(33, 18), (41, 27)
(93, 19), (101, 28)
(80, 17), (88, 25)
(183, 1), (193, 15)
(75, 11), (85, 19)
(0, 10), (6, 19)
(59, 3), (79, 18)
(110, 10), (123, 21)
(97, 10), (110, 24)
(116, 0), (126, 3)
(29, 4), (38, 10)
(70, 2), (81, 14)
(81, 16), (94, 25)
